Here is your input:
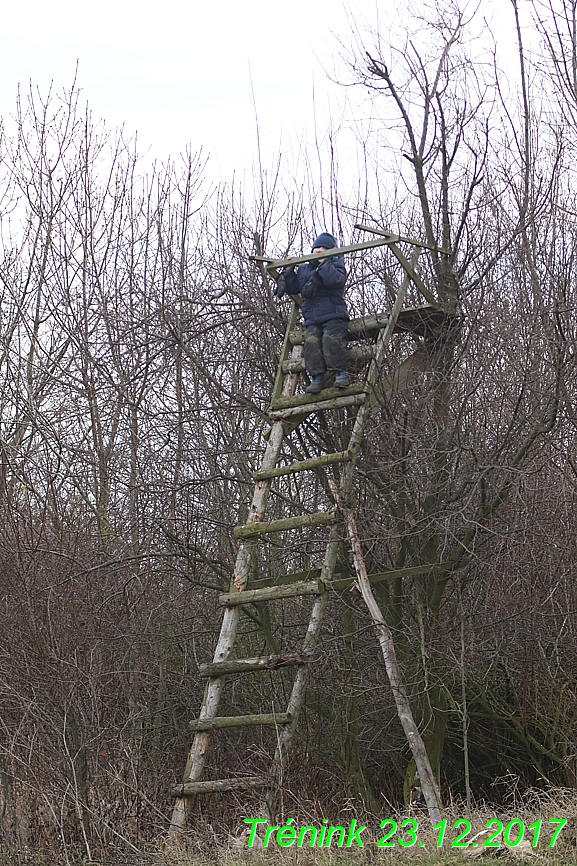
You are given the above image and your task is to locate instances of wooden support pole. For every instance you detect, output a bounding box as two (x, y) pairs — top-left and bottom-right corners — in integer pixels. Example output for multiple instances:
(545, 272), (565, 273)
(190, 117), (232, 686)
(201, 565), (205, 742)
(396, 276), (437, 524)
(387, 242), (436, 305)
(270, 302), (302, 405)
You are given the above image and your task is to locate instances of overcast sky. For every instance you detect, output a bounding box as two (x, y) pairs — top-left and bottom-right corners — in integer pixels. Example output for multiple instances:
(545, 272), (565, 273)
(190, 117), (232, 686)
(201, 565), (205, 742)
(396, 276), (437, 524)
(0, 0), (528, 183)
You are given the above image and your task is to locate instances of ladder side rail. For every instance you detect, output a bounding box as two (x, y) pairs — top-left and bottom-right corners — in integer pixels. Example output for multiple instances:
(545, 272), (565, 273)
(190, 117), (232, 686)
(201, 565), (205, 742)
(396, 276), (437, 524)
(264, 526), (340, 822)
(270, 301), (301, 405)
(365, 249), (419, 388)
(170, 336), (304, 833)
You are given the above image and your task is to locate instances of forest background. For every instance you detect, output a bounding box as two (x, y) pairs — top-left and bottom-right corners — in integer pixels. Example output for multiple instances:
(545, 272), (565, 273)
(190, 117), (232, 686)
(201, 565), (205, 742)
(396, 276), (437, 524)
(1, 0), (577, 860)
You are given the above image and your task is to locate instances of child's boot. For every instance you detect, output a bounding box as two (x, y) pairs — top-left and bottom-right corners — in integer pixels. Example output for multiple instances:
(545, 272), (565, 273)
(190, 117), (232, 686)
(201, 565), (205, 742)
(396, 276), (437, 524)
(306, 375), (324, 394)
(334, 371), (349, 389)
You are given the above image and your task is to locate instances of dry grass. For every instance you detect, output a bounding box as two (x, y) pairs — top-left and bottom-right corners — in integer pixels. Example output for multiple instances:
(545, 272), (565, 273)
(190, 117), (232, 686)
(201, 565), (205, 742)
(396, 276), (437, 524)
(157, 789), (577, 866)
(1, 790), (575, 866)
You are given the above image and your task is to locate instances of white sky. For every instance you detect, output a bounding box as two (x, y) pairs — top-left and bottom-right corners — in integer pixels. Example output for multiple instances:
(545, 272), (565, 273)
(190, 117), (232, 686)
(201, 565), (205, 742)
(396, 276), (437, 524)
(0, 0), (531, 184)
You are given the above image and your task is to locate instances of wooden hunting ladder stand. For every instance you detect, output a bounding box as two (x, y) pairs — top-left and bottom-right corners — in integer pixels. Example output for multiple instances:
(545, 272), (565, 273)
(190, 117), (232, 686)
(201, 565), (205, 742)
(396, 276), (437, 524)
(170, 225), (450, 833)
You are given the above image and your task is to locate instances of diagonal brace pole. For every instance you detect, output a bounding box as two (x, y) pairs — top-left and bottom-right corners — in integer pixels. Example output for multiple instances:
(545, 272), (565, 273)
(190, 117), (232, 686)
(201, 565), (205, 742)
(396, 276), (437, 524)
(330, 481), (442, 825)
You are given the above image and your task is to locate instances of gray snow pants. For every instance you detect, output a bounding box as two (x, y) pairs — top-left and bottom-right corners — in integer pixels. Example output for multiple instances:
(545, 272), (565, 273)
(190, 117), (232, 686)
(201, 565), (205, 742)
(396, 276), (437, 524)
(304, 319), (350, 377)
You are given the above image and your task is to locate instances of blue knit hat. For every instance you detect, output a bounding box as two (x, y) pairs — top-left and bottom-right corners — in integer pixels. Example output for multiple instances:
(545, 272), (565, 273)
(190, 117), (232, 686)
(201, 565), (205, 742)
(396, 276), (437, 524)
(312, 232), (337, 251)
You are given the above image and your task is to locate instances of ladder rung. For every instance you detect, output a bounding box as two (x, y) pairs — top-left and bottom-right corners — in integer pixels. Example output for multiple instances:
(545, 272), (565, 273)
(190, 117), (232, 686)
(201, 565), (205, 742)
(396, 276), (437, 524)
(248, 569), (321, 589)
(271, 382), (366, 410)
(233, 509), (337, 539)
(171, 776), (267, 796)
(189, 712), (292, 731)
(247, 568), (348, 590)
(253, 450), (351, 480)
(220, 579), (323, 606)
(269, 393), (365, 421)
(199, 654), (308, 677)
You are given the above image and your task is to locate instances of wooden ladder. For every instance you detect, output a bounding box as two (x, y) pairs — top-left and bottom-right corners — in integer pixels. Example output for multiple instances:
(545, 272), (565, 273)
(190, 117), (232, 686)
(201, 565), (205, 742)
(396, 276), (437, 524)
(170, 244), (436, 831)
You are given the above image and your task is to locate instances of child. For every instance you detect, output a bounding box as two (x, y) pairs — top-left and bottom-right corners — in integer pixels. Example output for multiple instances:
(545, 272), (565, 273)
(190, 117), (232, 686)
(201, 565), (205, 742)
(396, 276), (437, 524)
(277, 232), (349, 394)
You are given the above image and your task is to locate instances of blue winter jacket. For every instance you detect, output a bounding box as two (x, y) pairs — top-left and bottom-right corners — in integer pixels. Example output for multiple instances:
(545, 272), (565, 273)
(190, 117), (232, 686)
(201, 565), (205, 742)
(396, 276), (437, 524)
(284, 255), (349, 326)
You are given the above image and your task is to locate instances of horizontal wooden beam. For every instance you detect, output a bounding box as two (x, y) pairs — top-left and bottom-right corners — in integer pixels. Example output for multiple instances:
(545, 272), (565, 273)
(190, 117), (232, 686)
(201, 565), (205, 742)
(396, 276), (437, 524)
(171, 777), (267, 796)
(288, 307), (446, 346)
(289, 314), (389, 345)
(253, 450), (351, 481)
(220, 580), (323, 607)
(271, 383), (366, 411)
(247, 569), (325, 590)
(250, 226), (445, 270)
(269, 393), (366, 421)
(251, 237), (403, 269)
(189, 713), (292, 731)
(328, 562), (452, 590)
(199, 654), (308, 677)
(234, 510), (337, 540)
